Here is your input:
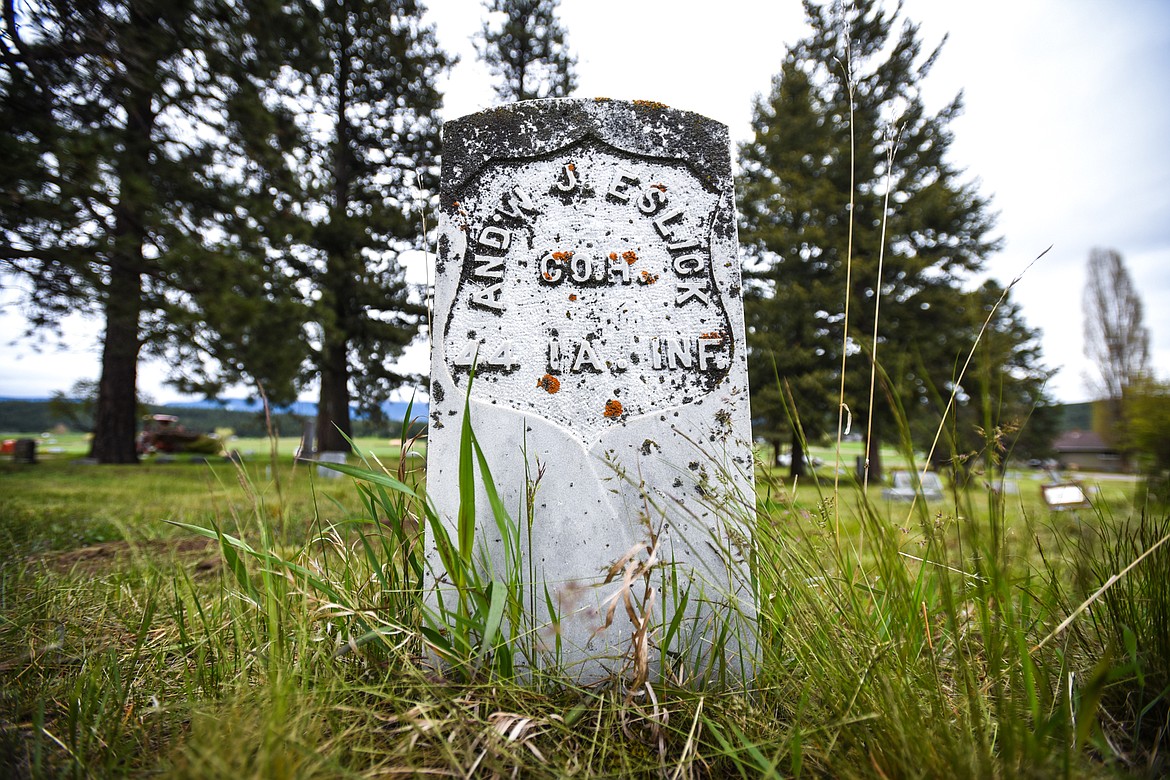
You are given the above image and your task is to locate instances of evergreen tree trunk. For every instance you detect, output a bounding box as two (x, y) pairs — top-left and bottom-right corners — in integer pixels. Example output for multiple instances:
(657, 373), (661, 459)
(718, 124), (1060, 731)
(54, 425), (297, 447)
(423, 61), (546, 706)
(865, 424), (883, 484)
(89, 265), (143, 463)
(314, 22), (355, 456)
(317, 340), (353, 453)
(790, 430), (806, 480)
(89, 54), (154, 464)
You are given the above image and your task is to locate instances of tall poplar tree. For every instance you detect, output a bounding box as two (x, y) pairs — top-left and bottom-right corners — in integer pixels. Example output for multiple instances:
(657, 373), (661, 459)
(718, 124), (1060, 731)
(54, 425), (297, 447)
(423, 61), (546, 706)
(476, 0), (577, 103)
(0, 0), (302, 462)
(278, 0), (451, 453)
(1083, 247), (1149, 444)
(738, 0), (1003, 480)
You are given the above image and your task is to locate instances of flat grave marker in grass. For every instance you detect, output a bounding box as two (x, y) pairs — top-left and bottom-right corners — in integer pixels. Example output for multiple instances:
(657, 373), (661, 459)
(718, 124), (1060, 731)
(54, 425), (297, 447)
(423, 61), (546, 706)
(428, 98), (756, 682)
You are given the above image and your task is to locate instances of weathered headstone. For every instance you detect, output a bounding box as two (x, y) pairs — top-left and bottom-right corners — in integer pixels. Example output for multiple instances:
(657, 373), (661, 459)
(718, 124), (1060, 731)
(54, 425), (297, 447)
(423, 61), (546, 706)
(428, 99), (755, 683)
(882, 470), (944, 502)
(295, 419), (317, 461)
(1041, 482), (1091, 511)
(13, 438), (37, 464)
(316, 451), (347, 479)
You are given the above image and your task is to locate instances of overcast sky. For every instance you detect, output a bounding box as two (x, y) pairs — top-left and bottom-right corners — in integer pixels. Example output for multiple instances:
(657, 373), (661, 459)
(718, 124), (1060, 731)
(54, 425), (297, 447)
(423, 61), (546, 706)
(2, 0), (1167, 404)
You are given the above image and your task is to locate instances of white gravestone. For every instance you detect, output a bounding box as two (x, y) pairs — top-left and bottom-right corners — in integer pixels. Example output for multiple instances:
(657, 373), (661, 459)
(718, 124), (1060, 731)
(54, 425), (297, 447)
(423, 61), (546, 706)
(428, 99), (755, 683)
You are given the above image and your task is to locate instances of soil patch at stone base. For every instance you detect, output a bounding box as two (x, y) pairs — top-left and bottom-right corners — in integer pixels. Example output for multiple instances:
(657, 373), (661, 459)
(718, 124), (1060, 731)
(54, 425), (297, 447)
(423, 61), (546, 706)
(27, 537), (221, 577)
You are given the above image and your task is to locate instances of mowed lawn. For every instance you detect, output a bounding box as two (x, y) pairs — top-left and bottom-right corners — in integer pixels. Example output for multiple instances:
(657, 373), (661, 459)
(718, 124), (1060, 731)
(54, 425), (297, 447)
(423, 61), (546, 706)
(2, 430), (1135, 555)
(0, 432), (427, 556)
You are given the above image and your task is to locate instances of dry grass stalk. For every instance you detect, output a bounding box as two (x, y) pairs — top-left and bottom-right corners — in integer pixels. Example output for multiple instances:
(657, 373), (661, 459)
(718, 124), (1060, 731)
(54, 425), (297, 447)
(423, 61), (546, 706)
(592, 530), (660, 703)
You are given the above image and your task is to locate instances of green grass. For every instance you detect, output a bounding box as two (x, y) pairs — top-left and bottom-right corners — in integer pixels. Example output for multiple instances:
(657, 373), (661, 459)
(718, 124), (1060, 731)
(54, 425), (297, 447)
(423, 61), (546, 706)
(0, 456), (368, 559)
(0, 431), (422, 460)
(0, 431), (1165, 778)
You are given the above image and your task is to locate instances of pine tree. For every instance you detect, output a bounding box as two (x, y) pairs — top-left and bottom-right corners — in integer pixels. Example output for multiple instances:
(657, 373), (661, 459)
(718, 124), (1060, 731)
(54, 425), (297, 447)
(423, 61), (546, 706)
(476, 0), (577, 103)
(0, 0), (303, 462)
(161, 8), (319, 410)
(738, 0), (1005, 481)
(274, 0), (451, 453)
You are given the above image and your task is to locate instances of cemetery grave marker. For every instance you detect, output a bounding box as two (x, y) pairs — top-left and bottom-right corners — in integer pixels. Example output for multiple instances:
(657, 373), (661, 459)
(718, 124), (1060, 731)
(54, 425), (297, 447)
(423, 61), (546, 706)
(1041, 482), (1092, 511)
(428, 99), (756, 682)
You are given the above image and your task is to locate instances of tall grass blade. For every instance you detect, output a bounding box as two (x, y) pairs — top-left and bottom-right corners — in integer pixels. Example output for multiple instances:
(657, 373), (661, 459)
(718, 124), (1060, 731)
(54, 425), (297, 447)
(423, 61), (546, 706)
(458, 381), (477, 566)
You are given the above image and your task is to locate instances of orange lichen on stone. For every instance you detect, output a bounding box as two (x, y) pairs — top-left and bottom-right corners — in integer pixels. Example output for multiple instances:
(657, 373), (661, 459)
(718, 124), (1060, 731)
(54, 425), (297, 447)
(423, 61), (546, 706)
(701, 331), (725, 342)
(609, 251), (618, 261)
(639, 270), (659, 284)
(622, 250), (637, 264)
(543, 271), (555, 281)
(652, 184), (666, 192)
(632, 99), (668, 109)
(551, 250), (574, 261)
(537, 374), (561, 394)
(568, 163), (576, 171)
(569, 293), (577, 301)
(603, 399), (624, 418)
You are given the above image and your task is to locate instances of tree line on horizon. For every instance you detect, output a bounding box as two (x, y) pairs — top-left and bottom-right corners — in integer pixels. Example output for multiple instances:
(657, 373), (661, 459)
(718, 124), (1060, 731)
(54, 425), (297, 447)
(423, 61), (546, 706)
(0, 0), (1148, 476)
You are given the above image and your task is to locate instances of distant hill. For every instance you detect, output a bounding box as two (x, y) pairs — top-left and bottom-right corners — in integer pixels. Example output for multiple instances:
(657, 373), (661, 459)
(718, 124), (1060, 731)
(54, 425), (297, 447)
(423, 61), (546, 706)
(0, 396), (429, 437)
(164, 397), (321, 417)
(164, 397), (428, 423)
(2, 392), (1092, 441)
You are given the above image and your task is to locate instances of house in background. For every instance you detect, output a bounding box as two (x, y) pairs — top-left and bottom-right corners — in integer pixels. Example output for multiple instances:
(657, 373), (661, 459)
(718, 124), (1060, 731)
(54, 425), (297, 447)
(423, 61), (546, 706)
(1052, 429), (1126, 473)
